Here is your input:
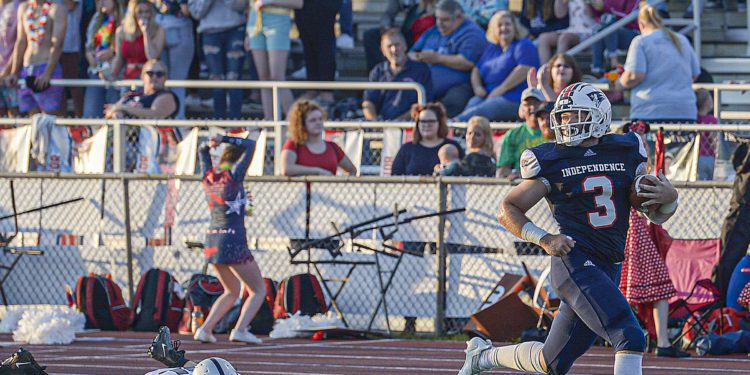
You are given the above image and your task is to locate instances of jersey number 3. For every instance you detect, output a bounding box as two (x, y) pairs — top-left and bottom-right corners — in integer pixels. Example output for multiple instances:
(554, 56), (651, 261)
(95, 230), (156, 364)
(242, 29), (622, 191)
(583, 176), (616, 228)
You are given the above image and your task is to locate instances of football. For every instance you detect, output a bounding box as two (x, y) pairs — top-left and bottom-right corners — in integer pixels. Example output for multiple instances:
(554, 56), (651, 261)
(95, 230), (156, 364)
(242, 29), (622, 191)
(630, 175), (658, 213)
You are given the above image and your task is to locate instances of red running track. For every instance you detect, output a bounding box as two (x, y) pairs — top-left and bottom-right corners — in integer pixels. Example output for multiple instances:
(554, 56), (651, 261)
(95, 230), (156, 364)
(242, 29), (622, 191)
(1, 331), (748, 374)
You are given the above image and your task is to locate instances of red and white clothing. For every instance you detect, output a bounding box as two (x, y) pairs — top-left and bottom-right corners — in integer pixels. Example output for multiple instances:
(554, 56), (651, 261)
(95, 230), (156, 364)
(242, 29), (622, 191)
(282, 139), (344, 176)
(620, 208), (677, 303)
(738, 282), (750, 308)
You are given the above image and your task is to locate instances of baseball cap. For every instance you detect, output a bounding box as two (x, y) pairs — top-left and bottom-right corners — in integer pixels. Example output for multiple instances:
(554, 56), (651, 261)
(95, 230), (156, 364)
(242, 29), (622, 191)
(521, 87), (545, 102)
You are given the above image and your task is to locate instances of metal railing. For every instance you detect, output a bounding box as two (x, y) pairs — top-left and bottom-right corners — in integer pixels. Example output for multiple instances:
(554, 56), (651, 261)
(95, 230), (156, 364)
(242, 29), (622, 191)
(568, 0), (702, 60)
(43, 78), (427, 174)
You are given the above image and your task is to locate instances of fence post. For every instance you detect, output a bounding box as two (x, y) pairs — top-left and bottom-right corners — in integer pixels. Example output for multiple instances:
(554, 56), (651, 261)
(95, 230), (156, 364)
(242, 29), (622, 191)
(112, 120), (125, 173)
(122, 177), (135, 302)
(272, 86), (283, 176)
(435, 179), (448, 336)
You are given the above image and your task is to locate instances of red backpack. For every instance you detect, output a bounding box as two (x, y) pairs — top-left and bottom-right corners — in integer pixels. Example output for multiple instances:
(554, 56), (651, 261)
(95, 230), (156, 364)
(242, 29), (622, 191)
(273, 273), (328, 319)
(130, 269), (185, 332)
(178, 274), (224, 334)
(75, 274), (131, 331)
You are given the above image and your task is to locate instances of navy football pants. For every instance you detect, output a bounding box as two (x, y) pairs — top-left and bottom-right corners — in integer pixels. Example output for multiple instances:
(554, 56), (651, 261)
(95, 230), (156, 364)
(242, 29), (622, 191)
(542, 250), (646, 375)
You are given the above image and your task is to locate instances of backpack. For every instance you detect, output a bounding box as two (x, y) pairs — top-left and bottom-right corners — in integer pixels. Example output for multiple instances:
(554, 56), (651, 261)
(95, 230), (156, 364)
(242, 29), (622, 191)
(215, 278), (278, 334)
(178, 274), (224, 334)
(75, 274), (131, 331)
(130, 269), (185, 332)
(682, 307), (748, 346)
(273, 273), (328, 319)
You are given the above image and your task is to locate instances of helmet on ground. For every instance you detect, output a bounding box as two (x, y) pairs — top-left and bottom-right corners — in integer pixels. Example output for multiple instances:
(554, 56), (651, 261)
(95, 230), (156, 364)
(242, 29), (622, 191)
(550, 83), (612, 146)
(193, 357), (238, 375)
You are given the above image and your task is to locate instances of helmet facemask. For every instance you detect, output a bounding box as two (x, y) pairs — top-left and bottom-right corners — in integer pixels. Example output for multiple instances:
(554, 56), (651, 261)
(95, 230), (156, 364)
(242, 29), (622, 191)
(551, 108), (595, 146)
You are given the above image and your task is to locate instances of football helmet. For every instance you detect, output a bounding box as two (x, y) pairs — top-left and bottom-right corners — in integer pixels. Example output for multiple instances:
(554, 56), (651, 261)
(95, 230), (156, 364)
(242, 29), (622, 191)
(193, 357), (238, 375)
(550, 83), (612, 146)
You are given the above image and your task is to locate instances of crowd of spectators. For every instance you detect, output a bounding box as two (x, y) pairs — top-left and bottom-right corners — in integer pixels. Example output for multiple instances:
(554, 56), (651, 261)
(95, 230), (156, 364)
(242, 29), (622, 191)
(0, 0), (723, 179)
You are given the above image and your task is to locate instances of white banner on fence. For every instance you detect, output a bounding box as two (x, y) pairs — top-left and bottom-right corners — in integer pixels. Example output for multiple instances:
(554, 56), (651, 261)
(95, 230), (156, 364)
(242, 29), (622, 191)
(175, 127), (198, 176)
(669, 135), (700, 181)
(380, 128), (403, 176)
(247, 130), (267, 176)
(325, 129), (363, 176)
(0, 125), (32, 172)
(30, 114), (73, 172)
(74, 126), (108, 174)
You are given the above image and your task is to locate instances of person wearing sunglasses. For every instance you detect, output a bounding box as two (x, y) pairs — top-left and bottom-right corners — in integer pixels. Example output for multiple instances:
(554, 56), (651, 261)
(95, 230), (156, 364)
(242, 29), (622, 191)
(104, 59), (178, 119)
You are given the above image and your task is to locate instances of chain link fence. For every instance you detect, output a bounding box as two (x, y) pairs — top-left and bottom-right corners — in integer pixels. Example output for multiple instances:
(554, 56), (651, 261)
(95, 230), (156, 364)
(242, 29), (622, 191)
(0, 175), (733, 334)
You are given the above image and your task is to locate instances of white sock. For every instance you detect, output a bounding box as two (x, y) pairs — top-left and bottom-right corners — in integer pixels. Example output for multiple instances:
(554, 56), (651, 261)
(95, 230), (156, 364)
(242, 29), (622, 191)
(614, 352), (642, 375)
(478, 341), (545, 373)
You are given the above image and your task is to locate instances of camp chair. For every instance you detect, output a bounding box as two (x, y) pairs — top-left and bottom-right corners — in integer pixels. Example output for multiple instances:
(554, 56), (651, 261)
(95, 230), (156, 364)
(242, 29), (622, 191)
(664, 239), (723, 348)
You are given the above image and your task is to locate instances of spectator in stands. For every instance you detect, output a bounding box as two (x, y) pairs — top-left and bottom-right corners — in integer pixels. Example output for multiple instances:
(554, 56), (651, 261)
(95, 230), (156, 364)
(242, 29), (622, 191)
(281, 99), (358, 176)
(528, 53), (582, 103)
(363, 0), (433, 72)
(536, 0), (597, 63)
(495, 87), (546, 179)
(696, 88), (718, 180)
(589, 0), (639, 76)
(391, 102), (465, 175)
(535, 101), (555, 140)
(295, 0), (342, 107)
(9, 0), (68, 116)
(444, 115), (496, 177)
(188, 0), (246, 119)
(362, 29), (432, 121)
(59, 0), (84, 117)
(104, 59), (178, 119)
(83, 0), (122, 118)
(520, 0), (569, 39)
(433, 143), (460, 175)
(248, 0), (302, 120)
(150, 0), (194, 119)
(408, 0), (486, 118)
(0, 0), (20, 117)
(112, 0), (165, 81)
(454, 10), (539, 122)
(616, 2), (700, 123)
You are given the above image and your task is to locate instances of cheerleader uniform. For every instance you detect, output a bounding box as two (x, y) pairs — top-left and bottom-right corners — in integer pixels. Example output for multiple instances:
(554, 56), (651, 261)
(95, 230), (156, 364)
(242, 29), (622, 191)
(199, 136), (256, 264)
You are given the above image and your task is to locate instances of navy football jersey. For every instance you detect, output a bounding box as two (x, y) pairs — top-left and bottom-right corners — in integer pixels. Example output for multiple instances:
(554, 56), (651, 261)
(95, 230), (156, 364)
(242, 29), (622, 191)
(520, 132), (648, 262)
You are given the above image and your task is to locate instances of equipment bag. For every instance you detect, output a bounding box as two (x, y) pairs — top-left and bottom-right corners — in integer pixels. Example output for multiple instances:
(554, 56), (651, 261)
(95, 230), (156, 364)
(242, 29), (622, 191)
(215, 278), (278, 334)
(131, 268), (185, 332)
(178, 274), (224, 334)
(75, 273), (131, 331)
(273, 273), (328, 319)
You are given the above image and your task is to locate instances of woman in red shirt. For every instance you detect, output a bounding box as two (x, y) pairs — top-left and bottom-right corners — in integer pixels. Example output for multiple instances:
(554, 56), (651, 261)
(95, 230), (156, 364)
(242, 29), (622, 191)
(281, 99), (357, 176)
(112, 0), (165, 80)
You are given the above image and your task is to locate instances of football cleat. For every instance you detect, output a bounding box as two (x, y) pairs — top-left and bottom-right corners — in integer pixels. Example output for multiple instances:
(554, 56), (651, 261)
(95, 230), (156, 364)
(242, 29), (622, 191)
(0, 347), (48, 375)
(458, 337), (492, 375)
(147, 326), (189, 367)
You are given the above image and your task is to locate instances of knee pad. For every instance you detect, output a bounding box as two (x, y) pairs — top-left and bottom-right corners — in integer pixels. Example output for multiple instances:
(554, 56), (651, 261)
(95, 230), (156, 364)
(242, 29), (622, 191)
(617, 325), (646, 353)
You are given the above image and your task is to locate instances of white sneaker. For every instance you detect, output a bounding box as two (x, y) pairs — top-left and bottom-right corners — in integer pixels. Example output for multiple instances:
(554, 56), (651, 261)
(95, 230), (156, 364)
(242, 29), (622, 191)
(291, 66), (307, 80)
(458, 337), (492, 375)
(336, 34), (355, 49)
(229, 329), (263, 344)
(193, 328), (217, 343)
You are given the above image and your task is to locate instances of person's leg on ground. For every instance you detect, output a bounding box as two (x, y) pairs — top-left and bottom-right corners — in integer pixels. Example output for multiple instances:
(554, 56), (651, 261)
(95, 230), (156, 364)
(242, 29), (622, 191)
(195, 264), (242, 342)
(228, 259), (266, 344)
(202, 31), (228, 119)
(590, 38), (607, 74)
(83, 73), (106, 118)
(336, 0), (355, 49)
(307, 0), (341, 103)
(161, 17), (195, 119)
(455, 96), (519, 122)
(226, 25), (247, 119)
(269, 50), (294, 115)
(252, 49), (274, 119)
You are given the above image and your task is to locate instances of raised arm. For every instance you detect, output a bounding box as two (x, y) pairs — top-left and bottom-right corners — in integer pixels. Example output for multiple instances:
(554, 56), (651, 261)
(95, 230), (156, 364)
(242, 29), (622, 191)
(224, 136), (257, 180)
(199, 141), (213, 175)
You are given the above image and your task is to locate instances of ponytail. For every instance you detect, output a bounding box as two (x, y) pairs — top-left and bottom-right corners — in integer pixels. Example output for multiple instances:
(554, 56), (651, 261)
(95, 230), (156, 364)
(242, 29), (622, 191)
(639, 2), (682, 53)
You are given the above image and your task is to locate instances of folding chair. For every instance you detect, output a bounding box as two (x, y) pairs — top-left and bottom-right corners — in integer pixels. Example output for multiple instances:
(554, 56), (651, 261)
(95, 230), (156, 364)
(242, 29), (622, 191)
(664, 239), (723, 348)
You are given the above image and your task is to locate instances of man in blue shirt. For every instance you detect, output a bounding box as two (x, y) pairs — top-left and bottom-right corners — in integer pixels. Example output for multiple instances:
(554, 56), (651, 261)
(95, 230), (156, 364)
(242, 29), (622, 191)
(363, 29), (432, 121)
(408, 0), (487, 117)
